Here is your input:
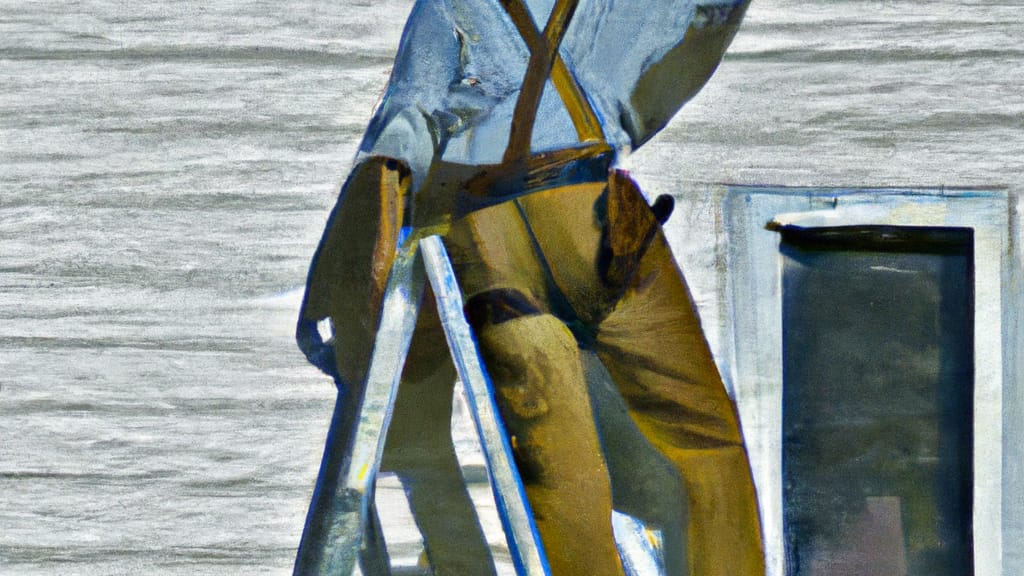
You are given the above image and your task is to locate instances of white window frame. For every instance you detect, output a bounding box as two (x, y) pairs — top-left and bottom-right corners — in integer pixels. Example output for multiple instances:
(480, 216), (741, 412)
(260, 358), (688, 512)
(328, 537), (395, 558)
(722, 186), (1011, 576)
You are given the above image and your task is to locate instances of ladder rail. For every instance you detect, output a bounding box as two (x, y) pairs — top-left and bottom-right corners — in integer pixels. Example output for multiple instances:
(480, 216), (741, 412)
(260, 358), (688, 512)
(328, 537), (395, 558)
(421, 235), (552, 576)
(294, 240), (426, 576)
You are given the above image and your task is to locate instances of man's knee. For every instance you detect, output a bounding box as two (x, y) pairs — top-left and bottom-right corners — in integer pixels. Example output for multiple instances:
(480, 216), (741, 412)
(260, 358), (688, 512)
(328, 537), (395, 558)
(465, 288), (558, 418)
(467, 296), (580, 414)
(468, 302), (598, 490)
(464, 287), (544, 329)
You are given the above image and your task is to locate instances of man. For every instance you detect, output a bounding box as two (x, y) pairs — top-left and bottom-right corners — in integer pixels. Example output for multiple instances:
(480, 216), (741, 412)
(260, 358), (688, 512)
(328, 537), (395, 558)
(297, 0), (764, 574)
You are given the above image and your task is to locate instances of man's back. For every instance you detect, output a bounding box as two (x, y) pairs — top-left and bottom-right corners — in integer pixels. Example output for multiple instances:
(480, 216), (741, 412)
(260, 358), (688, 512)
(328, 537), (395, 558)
(359, 0), (750, 186)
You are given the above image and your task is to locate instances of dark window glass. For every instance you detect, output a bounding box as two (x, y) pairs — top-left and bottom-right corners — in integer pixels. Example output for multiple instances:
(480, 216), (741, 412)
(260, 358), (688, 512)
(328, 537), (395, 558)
(780, 225), (974, 576)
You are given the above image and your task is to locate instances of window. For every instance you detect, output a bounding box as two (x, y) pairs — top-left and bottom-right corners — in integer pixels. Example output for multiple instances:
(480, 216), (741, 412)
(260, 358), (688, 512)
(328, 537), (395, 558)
(779, 225), (974, 576)
(721, 186), (1012, 576)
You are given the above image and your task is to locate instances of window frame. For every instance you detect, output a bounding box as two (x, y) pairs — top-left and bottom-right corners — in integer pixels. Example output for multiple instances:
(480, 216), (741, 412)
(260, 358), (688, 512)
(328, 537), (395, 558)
(722, 186), (1010, 576)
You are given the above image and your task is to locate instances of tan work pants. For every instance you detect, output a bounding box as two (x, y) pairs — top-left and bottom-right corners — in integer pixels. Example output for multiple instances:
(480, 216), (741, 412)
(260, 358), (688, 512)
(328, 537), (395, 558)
(440, 172), (765, 576)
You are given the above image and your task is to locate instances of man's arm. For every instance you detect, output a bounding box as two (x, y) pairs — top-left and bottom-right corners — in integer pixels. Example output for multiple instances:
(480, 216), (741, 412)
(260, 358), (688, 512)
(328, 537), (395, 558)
(627, 0), (752, 147)
(297, 0), (463, 385)
(297, 156), (411, 388)
(357, 0), (461, 187)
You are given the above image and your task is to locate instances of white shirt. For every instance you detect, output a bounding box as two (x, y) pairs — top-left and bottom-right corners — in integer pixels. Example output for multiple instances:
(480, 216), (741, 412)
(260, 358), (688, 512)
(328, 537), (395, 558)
(357, 0), (749, 189)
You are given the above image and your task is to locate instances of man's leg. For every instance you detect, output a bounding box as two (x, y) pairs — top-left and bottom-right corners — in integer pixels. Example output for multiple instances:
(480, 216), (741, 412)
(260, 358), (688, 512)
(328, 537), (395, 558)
(595, 231), (765, 576)
(445, 203), (626, 576)
(511, 180), (694, 576)
(582, 351), (689, 576)
(381, 297), (497, 576)
(516, 176), (764, 576)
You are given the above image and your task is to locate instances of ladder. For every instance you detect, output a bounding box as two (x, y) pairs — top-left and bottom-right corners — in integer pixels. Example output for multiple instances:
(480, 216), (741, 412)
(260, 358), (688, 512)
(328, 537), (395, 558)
(294, 234), (661, 576)
(294, 234), (548, 576)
